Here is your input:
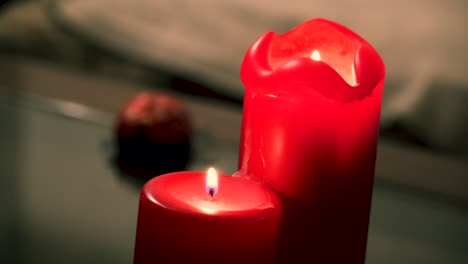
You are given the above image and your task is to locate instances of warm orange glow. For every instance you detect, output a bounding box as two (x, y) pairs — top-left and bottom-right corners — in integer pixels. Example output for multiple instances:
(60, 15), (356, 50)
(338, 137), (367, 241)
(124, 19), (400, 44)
(351, 63), (357, 86)
(310, 50), (321, 61)
(205, 167), (218, 196)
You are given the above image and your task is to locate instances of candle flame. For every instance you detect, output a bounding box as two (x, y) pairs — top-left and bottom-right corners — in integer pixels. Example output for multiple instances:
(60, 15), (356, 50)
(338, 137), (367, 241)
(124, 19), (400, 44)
(311, 50), (321, 61)
(205, 167), (218, 197)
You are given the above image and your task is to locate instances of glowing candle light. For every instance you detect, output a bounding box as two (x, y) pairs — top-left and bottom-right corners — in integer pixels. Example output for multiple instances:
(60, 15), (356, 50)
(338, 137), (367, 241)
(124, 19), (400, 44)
(310, 50), (321, 61)
(205, 167), (218, 197)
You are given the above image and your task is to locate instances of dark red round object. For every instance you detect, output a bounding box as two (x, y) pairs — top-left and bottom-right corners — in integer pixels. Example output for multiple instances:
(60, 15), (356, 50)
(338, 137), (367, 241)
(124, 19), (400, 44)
(115, 91), (192, 178)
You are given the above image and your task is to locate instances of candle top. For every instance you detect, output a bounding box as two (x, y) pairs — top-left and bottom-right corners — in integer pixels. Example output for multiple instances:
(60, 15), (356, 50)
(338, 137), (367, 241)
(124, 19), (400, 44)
(143, 171), (281, 220)
(269, 22), (358, 86)
(241, 18), (385, 102)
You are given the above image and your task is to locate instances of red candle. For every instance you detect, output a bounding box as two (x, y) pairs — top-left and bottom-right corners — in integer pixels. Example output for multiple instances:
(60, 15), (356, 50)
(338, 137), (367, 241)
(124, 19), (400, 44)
(134, 169), (282, 264)
(238, 18), (385, 263)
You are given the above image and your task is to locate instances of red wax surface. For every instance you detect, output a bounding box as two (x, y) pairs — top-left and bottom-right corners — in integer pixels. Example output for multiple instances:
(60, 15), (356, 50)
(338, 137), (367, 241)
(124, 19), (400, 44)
(134, 172), (282, 264)
(238, 18), (385, 263)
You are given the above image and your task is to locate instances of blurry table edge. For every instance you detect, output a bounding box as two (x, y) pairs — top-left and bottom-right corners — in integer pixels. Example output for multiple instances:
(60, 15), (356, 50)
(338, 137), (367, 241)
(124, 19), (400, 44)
(0, 56), (467, 206)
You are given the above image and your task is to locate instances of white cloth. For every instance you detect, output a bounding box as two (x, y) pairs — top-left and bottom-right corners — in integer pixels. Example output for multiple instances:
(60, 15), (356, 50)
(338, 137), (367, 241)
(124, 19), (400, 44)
(54, 0), (468, 154)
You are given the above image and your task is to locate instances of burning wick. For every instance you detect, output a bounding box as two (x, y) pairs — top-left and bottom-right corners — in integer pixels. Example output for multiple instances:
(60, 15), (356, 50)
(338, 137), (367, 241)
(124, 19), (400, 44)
(310, 50), (321, 61)
(205, 167), (218, 198)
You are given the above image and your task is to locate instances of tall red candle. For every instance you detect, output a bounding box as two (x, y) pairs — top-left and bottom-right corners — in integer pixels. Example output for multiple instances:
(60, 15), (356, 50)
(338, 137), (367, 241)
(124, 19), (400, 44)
(134, 170), (281, 264)
(238, 18), (385, 263)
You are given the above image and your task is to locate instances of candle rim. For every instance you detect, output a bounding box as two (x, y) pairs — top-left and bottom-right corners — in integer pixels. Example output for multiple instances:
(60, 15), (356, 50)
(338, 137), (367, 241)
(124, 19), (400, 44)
(269, 20), (359, 86)
(142, 172), (282, 221)
(240, 18), (385, 103)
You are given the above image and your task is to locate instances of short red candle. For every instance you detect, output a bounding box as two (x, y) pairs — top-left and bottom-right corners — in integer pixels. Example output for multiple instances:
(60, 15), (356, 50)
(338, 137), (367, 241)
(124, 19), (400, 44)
(238, 19), (385, 263)
(134, 171), (282, 264)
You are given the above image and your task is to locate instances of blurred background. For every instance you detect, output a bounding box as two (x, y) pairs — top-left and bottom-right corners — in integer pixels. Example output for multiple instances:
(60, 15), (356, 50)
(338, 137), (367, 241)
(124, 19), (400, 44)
(0, 0), (467, 263)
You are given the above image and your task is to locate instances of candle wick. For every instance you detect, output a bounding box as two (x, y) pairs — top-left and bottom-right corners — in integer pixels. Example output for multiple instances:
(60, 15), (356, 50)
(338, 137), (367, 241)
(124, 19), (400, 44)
(208, 188), (215, 197)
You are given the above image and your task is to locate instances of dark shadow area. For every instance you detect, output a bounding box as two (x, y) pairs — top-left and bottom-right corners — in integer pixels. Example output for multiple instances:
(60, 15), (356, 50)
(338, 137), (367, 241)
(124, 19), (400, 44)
(0, 94), (22, 263)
